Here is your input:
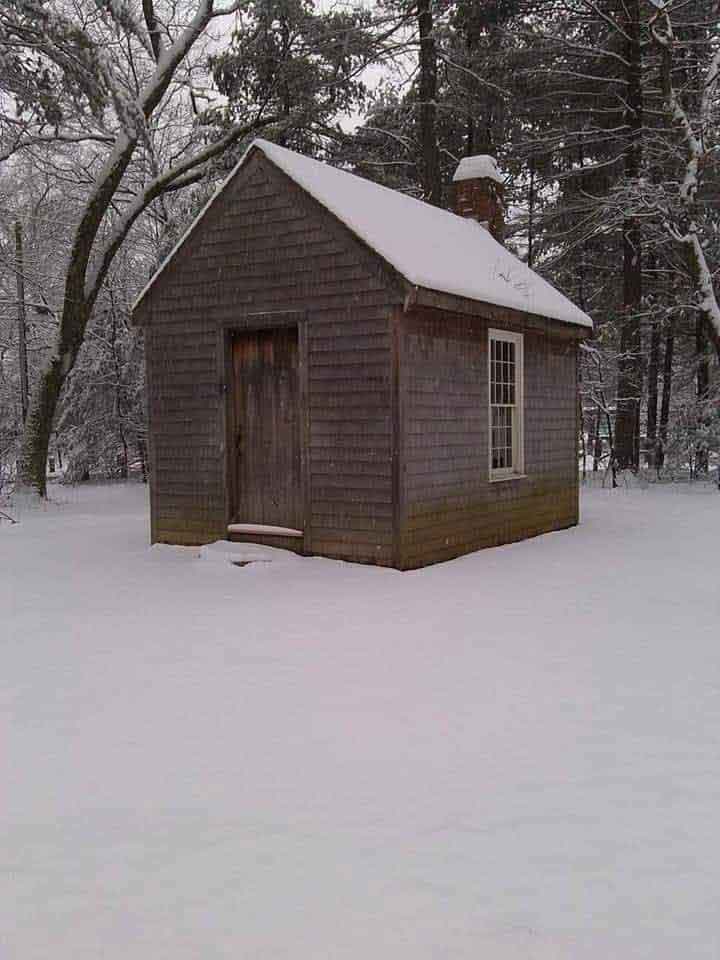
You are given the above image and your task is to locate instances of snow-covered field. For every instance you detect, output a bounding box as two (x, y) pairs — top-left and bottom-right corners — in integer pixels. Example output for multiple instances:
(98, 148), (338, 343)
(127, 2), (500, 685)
(3, 481), (720, 959)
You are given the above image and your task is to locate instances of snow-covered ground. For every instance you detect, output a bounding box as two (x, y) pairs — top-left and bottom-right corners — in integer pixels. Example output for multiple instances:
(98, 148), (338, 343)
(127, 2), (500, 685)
(3, 481), (719, 959)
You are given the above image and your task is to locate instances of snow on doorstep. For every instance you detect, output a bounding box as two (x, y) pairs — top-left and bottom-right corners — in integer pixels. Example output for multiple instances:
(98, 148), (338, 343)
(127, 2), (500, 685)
(202, 539), (300, 563)
(150, 539), (300, 565)
(133, 140), (592, 330)
(452, 154), (503, 184)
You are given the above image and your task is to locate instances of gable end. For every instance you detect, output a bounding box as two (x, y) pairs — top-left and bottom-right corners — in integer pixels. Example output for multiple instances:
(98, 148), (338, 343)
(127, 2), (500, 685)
(132, 147), (406, 323)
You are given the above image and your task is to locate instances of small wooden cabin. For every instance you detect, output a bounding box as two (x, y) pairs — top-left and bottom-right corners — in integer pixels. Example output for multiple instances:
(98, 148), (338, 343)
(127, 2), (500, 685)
(133, 140), (592, 570)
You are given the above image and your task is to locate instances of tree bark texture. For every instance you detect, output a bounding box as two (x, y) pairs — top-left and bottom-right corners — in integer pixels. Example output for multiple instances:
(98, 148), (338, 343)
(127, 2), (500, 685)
(659, 319), (675, 444)
(14, 220), (29, 425)
(614, 0), (643, 470)
(695, 315), (710, 473)
(646, 317), (660, 446)
(696, 314), (710, 401)
(417, 0), (442, 206)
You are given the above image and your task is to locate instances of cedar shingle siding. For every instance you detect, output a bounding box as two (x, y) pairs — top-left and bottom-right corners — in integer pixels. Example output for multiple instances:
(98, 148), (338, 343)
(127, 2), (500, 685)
(136, 149), (584, 569)
(398, 308), (579, 569)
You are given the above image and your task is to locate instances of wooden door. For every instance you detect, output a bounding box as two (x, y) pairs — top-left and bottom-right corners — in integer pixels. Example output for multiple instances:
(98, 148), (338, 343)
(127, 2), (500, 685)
(231, 327), (302, 529)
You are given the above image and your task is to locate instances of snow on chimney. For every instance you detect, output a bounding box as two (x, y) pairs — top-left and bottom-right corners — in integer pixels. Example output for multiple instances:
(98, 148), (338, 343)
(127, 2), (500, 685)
(452, 155), (505, 244)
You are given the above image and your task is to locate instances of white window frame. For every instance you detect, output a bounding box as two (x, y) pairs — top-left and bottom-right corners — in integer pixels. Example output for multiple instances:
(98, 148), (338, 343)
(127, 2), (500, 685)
(488, 328), (525, 481)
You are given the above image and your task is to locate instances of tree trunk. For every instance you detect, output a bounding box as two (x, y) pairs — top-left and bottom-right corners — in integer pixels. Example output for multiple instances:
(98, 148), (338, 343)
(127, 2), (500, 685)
(463, 3), (481, 157)
(645, 315), (660, 463)
(417, 0), (441, 206)
(695, 315), (709, 473)
(696, 315), (709, 401)
(15, 221), (29, 425)
(593, 407), (603, 471)
(109, 299), (129, 480)
(19, 355), (69, 496)
(119, 433), (129, 479)
(19, 294), (90, 495)
(614, 0), (643, 470)
(527, 159), (536, 269)
(659, 318), (675, 444)
(137, 436), (148, 484)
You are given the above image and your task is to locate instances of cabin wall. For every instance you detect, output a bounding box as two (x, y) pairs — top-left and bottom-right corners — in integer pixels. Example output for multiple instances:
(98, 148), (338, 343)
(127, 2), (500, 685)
(141, 152), (401, 564)
(398, 306), (579, 569)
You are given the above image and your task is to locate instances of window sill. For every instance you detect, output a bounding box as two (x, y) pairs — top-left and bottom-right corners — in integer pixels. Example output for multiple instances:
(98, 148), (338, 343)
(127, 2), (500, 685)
(489, 473), (528, 483)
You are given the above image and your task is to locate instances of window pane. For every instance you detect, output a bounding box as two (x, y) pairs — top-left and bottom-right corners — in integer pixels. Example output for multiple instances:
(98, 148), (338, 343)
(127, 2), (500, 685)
(490, 335), (521, 475)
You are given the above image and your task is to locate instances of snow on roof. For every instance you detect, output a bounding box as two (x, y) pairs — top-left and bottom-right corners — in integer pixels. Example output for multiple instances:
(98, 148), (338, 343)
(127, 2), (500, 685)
(133, 139), (592, 329)
(452, 154), (503, 185)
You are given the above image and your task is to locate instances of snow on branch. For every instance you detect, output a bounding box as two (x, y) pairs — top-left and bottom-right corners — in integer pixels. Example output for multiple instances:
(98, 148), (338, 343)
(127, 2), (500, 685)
(209, 1), (248, 16)
(96, 0), (155, 61)
(84, 115), (278, 307)
(0, 131), (115, 165)
(648, 0), (720, 354)
(578, 0), (635, 45)
(63, 0), (238, 320)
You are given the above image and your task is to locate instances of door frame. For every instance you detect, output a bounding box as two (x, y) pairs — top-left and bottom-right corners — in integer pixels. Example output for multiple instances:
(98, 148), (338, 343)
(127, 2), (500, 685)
(218, 311), (310, 552)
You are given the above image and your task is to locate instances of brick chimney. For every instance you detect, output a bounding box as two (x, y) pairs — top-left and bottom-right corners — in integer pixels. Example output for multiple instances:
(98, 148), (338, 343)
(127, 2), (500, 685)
(452, 155), (505, 244)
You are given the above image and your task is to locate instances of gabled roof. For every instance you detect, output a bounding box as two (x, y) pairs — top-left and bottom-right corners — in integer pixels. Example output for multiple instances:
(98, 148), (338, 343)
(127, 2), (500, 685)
(133, 139), (592, 329)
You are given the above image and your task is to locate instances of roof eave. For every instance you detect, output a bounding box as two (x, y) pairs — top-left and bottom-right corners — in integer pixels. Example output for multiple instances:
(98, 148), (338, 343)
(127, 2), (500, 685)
(406, 282), (592, 337)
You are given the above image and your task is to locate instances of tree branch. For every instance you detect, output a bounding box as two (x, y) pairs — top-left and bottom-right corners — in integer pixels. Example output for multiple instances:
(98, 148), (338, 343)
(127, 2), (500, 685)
(84, 115), (278, 307)
(142, 0), (163, 62)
